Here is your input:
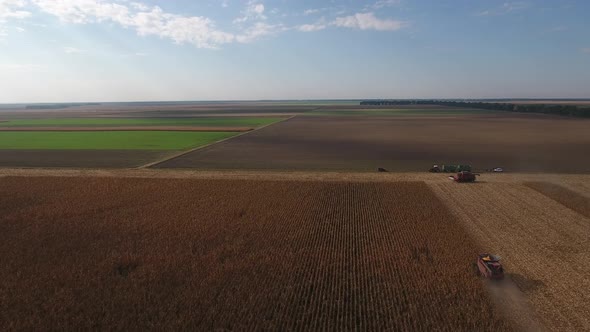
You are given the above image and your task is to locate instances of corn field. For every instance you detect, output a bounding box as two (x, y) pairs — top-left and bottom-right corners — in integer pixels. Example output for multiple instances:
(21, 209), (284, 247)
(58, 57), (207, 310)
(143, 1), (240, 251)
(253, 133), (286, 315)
(0, 177), (510, 331)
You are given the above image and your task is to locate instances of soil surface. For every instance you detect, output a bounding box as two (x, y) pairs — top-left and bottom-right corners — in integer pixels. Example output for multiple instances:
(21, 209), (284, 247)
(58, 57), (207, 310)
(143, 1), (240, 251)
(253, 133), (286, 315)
(155, 115), (590, 173)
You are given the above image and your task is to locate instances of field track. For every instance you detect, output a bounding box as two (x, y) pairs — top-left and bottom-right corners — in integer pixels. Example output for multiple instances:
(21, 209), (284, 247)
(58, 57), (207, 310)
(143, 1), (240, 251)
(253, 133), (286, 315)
(0, 176), (509, 331)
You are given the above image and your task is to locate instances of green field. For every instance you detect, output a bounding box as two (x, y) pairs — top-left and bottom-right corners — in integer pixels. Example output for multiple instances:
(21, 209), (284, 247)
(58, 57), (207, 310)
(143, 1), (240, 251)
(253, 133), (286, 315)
(0, 117), (283, 127)
(0, 131), (237, 150)
(306, 108), (500, 116)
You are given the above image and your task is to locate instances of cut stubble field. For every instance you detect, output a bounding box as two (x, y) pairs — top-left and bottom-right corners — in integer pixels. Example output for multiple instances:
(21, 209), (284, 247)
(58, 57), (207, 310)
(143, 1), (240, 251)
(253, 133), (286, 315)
(0, 176), (509, 331)
(432, 180), (590, 331)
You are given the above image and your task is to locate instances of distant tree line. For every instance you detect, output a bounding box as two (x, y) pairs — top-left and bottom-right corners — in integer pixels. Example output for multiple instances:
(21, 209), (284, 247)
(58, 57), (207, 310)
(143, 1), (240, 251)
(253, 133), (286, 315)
(359, 100), (590, 118)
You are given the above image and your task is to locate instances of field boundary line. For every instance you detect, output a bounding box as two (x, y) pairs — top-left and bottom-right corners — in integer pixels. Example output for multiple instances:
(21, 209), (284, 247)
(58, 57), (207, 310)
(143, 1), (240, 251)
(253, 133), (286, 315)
(138, 115), (298, 169)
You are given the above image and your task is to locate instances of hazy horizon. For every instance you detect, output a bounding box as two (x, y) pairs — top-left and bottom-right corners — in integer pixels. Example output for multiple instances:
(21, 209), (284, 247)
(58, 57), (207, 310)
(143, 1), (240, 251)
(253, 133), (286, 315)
(4, 98), (590, 106)
(1, 0), (590, 103)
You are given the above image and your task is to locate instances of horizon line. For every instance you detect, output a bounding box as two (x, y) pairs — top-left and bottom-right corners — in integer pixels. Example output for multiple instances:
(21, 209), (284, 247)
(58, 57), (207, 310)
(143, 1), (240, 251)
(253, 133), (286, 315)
(2, 98), (590, 106)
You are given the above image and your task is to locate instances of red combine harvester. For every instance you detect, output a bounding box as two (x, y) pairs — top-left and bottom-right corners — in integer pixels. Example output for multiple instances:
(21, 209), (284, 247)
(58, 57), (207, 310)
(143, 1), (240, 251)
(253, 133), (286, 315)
(449, 171), (479, 182)
(476, 254), (504, 280)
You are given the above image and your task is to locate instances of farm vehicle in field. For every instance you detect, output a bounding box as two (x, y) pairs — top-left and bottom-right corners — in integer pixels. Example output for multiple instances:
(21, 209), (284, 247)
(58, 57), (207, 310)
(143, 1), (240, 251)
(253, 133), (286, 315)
(476, 254), (504, 280)
(449, 171), (480, 182)
(429, 164), (472, 173)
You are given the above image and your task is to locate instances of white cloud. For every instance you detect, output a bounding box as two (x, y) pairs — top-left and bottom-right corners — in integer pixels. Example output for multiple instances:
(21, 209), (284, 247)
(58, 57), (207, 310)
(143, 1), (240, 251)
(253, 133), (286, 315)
(27, 1), (406, 48)
(0, 0), (31, 38)
(298, 23), (326, 32)
(252, 4), (264, 15)
(234, 1), (266, 24)
(303, 9), (320, 16)
(332, 12), (406, 31)
(131, 7), (234, 48)
(0, 0), (31, 21)
(582, 48), (590, 54)
(32, 0), (132, 24)
(502, 2), (529, 12)
(64, 46), (85, 54)
(477, 1), (530, 16)
(33, 0), (286, 48)
(32, 0), (239, 48)
(236, 22), (282, 43)
(15, 26), (25, 32)
(130, 2), (149, 12)
(298, 12), (407, 33)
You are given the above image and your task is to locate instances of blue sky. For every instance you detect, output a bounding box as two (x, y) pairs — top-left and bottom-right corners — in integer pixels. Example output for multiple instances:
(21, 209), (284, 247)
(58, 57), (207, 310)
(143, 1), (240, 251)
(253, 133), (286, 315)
(0, 0), (589, 102)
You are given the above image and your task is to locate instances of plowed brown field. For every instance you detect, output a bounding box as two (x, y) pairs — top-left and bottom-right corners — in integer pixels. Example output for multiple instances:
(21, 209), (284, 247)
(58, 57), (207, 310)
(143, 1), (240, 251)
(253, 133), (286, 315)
(0, 177), (509, 331)
(155, 115), (590, 173)
(432, 181), (590, 331)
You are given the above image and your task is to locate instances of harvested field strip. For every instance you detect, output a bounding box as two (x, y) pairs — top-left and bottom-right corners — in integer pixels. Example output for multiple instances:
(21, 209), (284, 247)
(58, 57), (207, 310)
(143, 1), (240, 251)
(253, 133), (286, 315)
(0, 177), (508, 330)
(0, 131), (237, 150)
(0, 126), (253, 132)
(524, 182), (590, 218)
(431, 182), (590, 331)
(0, 117), (283, 127)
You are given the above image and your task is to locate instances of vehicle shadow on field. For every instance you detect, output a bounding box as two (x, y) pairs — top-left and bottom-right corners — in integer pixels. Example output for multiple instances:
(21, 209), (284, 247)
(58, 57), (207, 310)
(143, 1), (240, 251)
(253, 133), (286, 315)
(509, 273), (545, 293)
